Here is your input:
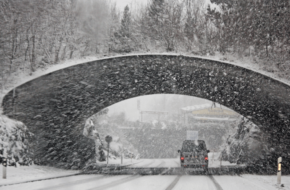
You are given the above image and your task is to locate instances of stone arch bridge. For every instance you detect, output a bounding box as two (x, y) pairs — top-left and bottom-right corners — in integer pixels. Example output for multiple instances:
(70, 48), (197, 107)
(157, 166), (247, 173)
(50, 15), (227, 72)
(2, 54), (290, 168)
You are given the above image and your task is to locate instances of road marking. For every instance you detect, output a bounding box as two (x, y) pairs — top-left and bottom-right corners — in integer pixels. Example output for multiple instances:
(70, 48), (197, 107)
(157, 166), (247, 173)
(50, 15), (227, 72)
(87, 175), (141, 190)
(208, 175), (224, 190)
(38, 175), (112, 190)
(165, 175), (182, 190)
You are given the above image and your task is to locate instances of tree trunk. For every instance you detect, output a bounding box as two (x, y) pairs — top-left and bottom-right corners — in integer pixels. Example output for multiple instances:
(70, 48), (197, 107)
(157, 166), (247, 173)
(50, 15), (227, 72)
(1, 69), (5, 92)
(55, 37), (63, 63)
(9, 58), (13, 75)
(69, 50), (74, 59)
(25, 34), (30, 61)
(61, 45), (67, 60)
(9, 33), (15, 75)
(14, 29), (19, 55)
(31, 35), (36, 73)
(266, 43), (268, 58)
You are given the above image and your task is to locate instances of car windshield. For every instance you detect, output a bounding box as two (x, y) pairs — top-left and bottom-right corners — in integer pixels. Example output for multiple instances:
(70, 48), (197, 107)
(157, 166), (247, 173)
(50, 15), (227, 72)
(182, 141), (206, 152)
(0, 0), (289, 189)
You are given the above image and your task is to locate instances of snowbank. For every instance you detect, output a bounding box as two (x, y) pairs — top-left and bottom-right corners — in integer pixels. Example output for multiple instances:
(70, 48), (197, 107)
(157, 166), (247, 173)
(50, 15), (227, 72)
(208, 152), (239, 168)
(223, 116), (268, 164)
(241, 175), (290, 190)
(0, 165), (79, 186)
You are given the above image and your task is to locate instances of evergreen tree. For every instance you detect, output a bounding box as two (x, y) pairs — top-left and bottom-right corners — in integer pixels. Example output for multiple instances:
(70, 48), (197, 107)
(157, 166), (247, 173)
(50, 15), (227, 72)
(184, 11), (194, 42)
(146, 0), (165, 40)
(208, 0), (290, 59)
(148, 0), (165, 23)
(120, 5), (131, 38)
(110, 5), (138, 53)
(184, 10), (197, 51)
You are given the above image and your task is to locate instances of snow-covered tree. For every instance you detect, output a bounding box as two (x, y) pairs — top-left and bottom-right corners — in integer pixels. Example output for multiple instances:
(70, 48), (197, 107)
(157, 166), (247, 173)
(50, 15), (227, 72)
(0, 115), (33, 163)
(120, 5), (131, 38)
(142, 0), (184, 51)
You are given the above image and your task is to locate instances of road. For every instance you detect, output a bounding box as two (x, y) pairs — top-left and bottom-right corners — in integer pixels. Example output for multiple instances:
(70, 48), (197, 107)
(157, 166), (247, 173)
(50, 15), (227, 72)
(0, 174), (276, 190)
(127, 153), (237, 168)
(127, 158), (179, 168)
(0, 159), (287, 190)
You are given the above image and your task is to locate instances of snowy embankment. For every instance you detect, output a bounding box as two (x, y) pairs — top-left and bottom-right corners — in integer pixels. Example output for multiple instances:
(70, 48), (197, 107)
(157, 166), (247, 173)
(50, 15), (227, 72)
(208, 152), (239, 168)
(241, 175), (290, 190)
(214, 175), (290, 190)
(95, 157), (140, 166)
(0, 158), (139, 186)
(0, 165), (80, 186)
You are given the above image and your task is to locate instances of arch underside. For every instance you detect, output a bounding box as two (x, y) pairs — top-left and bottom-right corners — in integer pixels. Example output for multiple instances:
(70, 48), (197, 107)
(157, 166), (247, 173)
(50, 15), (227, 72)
(2, 55), (290, 168)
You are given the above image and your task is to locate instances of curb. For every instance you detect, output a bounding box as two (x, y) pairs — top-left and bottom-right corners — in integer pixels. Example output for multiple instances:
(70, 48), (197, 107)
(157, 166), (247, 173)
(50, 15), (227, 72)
(81, 160), (144, 173)
(0, 173), (82, 187)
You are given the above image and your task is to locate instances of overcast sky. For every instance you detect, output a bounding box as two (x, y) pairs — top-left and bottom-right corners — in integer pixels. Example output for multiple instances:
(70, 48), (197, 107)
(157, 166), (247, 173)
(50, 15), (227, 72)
(112, 0), (148, 10)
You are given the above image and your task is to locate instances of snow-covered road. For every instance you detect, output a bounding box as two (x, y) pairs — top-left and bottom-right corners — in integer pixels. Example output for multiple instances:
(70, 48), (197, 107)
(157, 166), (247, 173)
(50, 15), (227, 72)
(128, 158), (180, 168)
(1, 173), (289, 190)
(128, 153), (238, 168)
(0, 158), (289, 190)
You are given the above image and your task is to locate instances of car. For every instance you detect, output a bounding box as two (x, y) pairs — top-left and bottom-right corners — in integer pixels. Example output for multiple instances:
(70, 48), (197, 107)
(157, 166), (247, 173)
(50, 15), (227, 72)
(178, 140), (210, 173)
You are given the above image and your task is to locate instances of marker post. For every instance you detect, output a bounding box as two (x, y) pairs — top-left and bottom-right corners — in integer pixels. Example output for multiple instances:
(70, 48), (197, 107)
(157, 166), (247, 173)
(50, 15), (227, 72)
(277, 157), (282, 185)
(121, 147), (123, 165)
(2, 148), (7, 179)
(105, 136), (112, 167)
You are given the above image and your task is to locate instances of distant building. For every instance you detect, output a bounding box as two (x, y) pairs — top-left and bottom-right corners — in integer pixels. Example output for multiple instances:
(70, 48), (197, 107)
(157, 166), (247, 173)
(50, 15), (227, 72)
(139, 103), (239, 126)
(181, 103), (239, 125)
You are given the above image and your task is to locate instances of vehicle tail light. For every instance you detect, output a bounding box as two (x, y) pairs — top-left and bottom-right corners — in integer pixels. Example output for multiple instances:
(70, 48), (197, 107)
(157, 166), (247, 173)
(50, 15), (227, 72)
(205, 156), (208, 161)
(181, 157), (184, 161)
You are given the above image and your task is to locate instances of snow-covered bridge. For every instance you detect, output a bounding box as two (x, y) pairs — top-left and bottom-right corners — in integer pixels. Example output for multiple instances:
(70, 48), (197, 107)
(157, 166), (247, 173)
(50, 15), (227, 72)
(2, 54), (290, 168)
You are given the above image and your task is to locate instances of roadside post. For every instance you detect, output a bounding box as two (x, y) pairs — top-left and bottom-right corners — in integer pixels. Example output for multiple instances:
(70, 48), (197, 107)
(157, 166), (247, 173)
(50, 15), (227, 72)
(220, 154), (222, 167)
(105, 135), (112, 166)
(2, 148), (7, 179)
(277, 157), (282, 184)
